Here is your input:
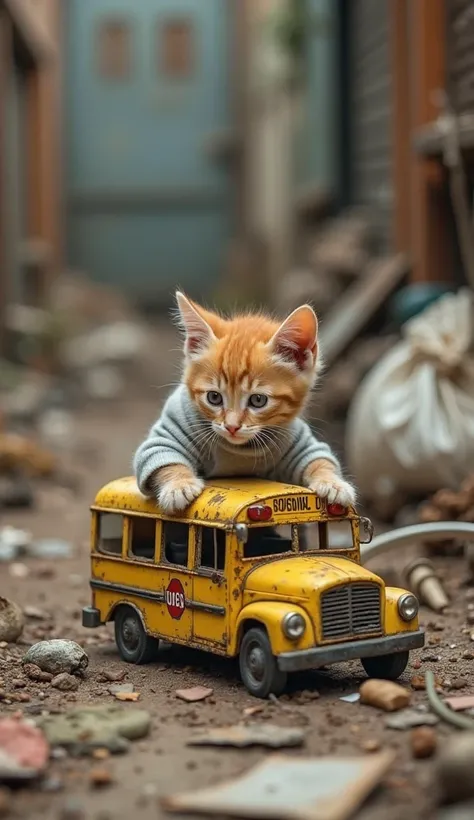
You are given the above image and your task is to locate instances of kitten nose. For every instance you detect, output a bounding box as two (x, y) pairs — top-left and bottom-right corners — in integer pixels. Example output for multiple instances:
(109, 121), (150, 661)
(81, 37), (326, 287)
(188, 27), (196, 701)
(225, 424), (241, 436)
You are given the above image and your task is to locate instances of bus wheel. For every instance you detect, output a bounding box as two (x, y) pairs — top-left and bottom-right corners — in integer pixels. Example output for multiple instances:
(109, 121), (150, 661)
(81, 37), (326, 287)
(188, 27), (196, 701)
(361, 651), (409, 681)
(239, 627), (287, 699)
(114, 606), (159, 664)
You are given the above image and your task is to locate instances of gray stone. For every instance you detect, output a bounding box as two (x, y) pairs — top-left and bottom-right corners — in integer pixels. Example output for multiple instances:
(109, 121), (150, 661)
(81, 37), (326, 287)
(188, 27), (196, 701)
(0, 597), (24, 643)
(23, 640), (88, 675)
(108, 683), (135, 696)
(437, 733), (474, 805)
(36, 705), (151, 755)
(385, 708), (439, 730)
(29, 539), (73, 560)
(51, 673), (80, 692)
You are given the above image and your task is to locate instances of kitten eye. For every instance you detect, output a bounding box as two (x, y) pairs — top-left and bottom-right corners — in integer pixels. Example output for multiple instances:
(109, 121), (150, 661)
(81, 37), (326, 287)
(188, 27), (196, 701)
(248, 393), (268, 409)
(207, 391), (223, 406)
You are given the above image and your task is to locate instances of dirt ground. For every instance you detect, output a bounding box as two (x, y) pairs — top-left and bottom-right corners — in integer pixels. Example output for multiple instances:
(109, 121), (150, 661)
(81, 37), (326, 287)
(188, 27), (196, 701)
(1, 333), (473, 820)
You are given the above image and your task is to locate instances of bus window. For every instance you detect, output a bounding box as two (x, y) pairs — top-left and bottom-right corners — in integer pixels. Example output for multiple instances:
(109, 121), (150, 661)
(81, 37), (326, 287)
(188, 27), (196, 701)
(129, 517), (156, 561)
(97, 513), (124, 555)
(199, 527), (225, 571)
(243, 525), (294, 559)
(162, 521), (189, 567)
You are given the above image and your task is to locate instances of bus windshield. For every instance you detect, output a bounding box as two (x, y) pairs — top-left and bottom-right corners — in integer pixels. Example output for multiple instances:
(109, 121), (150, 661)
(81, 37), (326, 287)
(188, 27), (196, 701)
(242, 521), (355, 558)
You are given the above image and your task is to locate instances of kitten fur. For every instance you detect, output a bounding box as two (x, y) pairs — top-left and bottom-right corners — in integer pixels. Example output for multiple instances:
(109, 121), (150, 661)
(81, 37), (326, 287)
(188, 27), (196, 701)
(133, 292), (356, 514)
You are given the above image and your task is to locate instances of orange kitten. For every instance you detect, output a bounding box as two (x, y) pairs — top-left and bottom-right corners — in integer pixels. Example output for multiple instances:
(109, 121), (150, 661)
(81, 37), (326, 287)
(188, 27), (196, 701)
(134, 292), (356, 513)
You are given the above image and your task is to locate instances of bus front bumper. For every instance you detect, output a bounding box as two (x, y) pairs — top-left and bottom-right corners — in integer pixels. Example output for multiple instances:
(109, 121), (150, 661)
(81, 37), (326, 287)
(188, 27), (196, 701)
(277, 629), (425, 673)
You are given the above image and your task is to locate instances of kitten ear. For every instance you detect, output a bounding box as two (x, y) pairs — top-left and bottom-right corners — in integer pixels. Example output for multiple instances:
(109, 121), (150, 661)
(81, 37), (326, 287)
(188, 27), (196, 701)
(269, 305), (318, 371)
(175, 291), (217, 358)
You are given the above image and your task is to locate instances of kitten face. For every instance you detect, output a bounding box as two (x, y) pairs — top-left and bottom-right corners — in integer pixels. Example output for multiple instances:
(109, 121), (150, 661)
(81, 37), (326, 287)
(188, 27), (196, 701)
(175, 292), (320, 446)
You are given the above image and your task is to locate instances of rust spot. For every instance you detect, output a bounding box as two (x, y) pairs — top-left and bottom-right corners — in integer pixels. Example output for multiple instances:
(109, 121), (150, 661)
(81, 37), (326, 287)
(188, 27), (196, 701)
(232, 588), (240, 600)
(209, 492), (226, 506)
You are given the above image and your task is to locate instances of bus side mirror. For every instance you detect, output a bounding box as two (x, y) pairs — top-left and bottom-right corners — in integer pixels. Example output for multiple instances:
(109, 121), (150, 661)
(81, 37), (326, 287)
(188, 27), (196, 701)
(359, 517), (374, 544)
(235, 524), (248, 544)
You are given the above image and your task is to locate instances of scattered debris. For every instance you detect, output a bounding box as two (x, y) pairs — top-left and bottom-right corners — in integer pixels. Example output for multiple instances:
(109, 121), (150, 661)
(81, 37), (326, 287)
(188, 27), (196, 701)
(176, 687), (213, 703)
(114, 692), (140, 702)
(161, 751), (395, 819)
(437, 733), (474, 805)
(89, 766), (113, 789)
(385, 708), (439, 730)
(340, 693), (361, 704)
(0, 717), (49, 783)
(108, 683), (135, 696)
(23, 664), (53, 683)
(0, 526), (31, 562)
(51, 673), (80, 692)
(405, 557), (449, 612)
(359, 739), (381, 754)
(24, 606), (48, 621)
(411, 726), (437, 759)
(36, 705), (151, 755)
(23, 640), (88, 676)
(29, 539), (73, 560)
(98, 669), (127, 683)
(242, 705), (265, 718)
(187, 724), (305, 749)
(9, 563), (29, 579)
(359, 679), (411, 712)
(444, 695), (474, 712)
(426, 671), (474, 730)
(0, 597), (24, 643)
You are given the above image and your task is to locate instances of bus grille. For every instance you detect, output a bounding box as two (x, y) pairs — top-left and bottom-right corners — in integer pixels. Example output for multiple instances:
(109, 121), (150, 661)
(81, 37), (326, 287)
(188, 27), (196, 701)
(321, 583), (381, 641)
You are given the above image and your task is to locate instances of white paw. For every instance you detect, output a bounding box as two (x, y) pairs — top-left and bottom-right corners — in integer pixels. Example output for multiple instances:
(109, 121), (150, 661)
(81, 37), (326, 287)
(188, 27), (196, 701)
(308, 477), (356, 507)
(158, 477), (205, 514)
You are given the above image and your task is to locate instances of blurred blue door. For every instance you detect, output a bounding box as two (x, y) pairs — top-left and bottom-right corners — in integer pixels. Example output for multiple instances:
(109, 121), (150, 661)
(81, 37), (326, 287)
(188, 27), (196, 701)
(65, 0), (233, 303)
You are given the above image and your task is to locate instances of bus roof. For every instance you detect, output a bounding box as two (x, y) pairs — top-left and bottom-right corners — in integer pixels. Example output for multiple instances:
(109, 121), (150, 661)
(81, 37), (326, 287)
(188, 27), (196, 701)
(92, 476), (318, 524)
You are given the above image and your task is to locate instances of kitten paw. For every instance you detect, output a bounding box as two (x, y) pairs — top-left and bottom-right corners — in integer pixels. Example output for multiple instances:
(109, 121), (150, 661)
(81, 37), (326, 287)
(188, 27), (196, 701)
(308, 477), (356, 507)
(158, 477), (205, 514)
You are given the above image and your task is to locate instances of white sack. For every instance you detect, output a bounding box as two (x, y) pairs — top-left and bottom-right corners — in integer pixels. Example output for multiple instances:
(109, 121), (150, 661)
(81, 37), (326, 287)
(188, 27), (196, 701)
(346, 289), (474, 496)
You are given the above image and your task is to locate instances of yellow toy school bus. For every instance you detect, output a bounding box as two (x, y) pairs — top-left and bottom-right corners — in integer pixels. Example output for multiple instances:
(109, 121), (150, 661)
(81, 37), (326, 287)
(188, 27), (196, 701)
(82, 477), (424, 698)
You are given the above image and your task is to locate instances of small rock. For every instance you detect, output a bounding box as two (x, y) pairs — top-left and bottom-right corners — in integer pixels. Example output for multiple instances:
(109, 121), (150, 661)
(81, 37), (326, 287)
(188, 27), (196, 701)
(411, 727), (437, 759)
(0, 717), (49, 778)
(412, 659), (422, 670)
(108, 683), (134, 696)
(23, 640), (88, 675)
(89, 766), (113, 788)
(98, 669), (126, 683)
(0, 598), (24, 643)
(243, 705), (265, 717)
(359, 679), (411, 712)
(463, 651), (474, 660)
(385, 708), (439, 730)
(24, 606), (47, 621)
(23, 664), (53, 683)
(360, 738), (380, 753)
(41, 775), (64, 792)
(467, 613), (474, 626)
(437, 733), (474, 804)
(449, 679), (466, 691)
(51, 673), (79, 692)
(114, 692), (140, 702)
(59, 798), (86, 820)
(8, 563), (29, 579)
(37, 705), (151, 754)
(411, 676), (427, 691)
(29, 539), (73, 560)
(92, 748), (110, 760)
(187, 724), (305, 749)
(176, 687), (213, 703)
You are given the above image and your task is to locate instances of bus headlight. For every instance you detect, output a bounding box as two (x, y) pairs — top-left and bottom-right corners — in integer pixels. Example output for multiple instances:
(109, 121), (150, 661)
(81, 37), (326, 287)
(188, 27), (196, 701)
(282, 612), (306, 640)
(398, 593), (419, 622)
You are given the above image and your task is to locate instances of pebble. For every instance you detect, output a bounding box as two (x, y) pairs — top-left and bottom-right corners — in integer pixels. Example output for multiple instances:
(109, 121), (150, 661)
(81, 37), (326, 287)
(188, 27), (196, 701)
(23, 664), (53, 683)
(98, 669), (127, 683)
(411, 727), (437, 759)
(24, 606), (48, 621)
(8, 563), (29, 579)
(437, 733), (474, 804)
(176, 686), (213, 703)
(23, 640), (88, 675)
(463, 650), (474, 660)
(59, 798), (86, 820)
(360, 738), (380, 753)
(411, 659), (421, 670)
(89, 766), (113, 788)
(51, 673), (80, 692)
(359, 680), (411, 712)
(0, 598), (24, 643)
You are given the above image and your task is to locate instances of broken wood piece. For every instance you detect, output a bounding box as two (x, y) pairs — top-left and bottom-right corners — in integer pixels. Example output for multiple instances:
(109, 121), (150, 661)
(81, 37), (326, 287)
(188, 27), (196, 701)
(359, 679), (411, 712)
(161, 751), (395, 820)
(319, 254), (408, 367)
(187, 724), (305, 749)
(444, 694), (474, 712)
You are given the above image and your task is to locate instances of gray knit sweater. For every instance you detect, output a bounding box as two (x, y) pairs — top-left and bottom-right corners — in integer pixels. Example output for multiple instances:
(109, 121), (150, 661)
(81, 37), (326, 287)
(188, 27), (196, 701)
(134, 384), (340, 495)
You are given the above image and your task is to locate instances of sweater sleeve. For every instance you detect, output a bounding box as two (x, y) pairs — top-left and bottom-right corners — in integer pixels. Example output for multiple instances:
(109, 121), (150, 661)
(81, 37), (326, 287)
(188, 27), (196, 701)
(133, 392), (201, 496)
(274, 419), (341, 486)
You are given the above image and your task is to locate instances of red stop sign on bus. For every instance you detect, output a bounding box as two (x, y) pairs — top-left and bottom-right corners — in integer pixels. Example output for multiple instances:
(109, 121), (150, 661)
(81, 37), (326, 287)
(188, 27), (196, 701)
(166, 578), (185, 620)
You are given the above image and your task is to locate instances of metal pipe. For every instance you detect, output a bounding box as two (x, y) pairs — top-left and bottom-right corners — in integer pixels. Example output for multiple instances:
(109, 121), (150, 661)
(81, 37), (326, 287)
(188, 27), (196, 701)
(360, 521), (474, 564)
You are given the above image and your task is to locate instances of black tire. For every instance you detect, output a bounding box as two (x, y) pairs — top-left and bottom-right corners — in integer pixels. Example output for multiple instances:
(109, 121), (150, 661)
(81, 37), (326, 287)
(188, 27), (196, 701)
(114, 606), (159, 664)
(239, 627), (287, 699)
(361, 651), (409, 681)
